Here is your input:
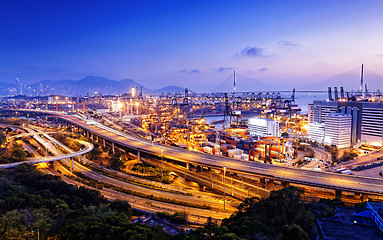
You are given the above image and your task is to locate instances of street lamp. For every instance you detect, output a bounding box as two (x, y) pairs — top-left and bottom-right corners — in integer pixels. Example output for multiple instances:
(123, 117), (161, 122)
(223, 166), (226, 210)
(31, 228), (39, 240)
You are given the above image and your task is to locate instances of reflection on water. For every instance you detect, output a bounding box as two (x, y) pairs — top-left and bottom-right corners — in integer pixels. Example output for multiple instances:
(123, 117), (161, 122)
(192, 92), (328, 129)
(294, 92), (328, 114)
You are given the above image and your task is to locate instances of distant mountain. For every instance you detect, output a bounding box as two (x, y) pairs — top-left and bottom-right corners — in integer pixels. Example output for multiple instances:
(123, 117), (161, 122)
(0, 81), (15, 95)
(27, 76), (142, 96)
(212, 72), (278, 92)
(304, 67), (383, 91)
(0, 81), (14, 89)
(17, 76), (189, 96)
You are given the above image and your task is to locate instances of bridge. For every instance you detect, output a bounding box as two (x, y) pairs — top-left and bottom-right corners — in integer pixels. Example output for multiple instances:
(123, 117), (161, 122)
(0, 126), (93, 169)
(3, 108), (383, 201)
(9, 131), (60, 139)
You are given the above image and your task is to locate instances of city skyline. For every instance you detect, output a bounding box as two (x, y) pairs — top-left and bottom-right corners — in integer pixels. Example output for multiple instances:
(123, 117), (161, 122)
(1, 0), (383, 91)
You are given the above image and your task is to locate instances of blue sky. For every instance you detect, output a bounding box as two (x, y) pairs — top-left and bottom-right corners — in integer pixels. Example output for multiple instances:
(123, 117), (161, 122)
(1, 0), (383, 91)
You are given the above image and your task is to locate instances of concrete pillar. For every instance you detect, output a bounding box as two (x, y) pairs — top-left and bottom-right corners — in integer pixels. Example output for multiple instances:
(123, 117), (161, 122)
(361, 193), (368, 202)
(86, 131), (89, 138)
(137, 149), (141, 163)
(91, 132), (94, 140)
(231, 178), (234, 196)
(71, 157), (74, 172)
(335, 190), (342, 199)
(186, 162), (189, 170)
(48, 161), (54, 170)
(83, 155), (87, 164)
(259, 177), (266, 188)
(103, 138), (106, 147)
(96, 135), (98, 142)
(282, 181), (289, 188)
(112, 142), (115, 154)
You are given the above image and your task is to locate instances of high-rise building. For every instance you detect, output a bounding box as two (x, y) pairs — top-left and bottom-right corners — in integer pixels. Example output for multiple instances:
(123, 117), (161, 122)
(248, 117), (279, 137)
(361, 107), (383, 143)
(15, 78), (22, 95)
(308, 103), (338, 124)
(324, 113), (352, 148)
(309, 100), (383, 145)
(308, 122), (325, 143)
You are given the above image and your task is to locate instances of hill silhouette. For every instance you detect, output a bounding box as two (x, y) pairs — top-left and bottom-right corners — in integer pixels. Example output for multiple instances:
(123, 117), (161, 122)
(212, 72), (278, 93)
(19, 76), (188, 96)
(304, 66), (383, 91)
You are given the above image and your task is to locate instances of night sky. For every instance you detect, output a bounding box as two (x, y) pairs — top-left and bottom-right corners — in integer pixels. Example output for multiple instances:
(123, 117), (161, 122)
(1, 0), (383, 91)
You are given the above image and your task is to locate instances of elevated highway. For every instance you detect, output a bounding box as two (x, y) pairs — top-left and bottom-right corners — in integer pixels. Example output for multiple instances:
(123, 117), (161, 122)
(0, 127), (93, 169)
(4, 108), (383, 199)
(8, 131), (59, 140)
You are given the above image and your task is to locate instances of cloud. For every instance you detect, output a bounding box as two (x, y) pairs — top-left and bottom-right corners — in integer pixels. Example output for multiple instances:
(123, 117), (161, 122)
(259, 68), (267, 72)
(240, 46), (265, 57)
(180, 69), (200, 74)
(278, 40), (299, 47)
(212, 67), (234, 72)
(375, 53), (383, 57)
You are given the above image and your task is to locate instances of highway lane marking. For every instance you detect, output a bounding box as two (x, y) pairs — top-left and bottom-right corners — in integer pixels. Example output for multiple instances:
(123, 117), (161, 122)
(43, 114), (383, 194)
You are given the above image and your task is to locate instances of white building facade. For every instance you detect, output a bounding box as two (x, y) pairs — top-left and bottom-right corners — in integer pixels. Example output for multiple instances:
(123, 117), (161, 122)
(324, 113), (352, 148)
(248, 118), (279, 137)
(308, 122), (325, 143)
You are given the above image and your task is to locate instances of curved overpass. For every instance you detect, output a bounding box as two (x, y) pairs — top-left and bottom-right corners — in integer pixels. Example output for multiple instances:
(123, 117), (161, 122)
(0, 129), (93, 169)
(9, 131), (60, 139)
(5, 109), (383, 196)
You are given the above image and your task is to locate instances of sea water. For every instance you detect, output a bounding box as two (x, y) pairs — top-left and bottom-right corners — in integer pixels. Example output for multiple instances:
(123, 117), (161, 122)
(202, 91), (328, 129)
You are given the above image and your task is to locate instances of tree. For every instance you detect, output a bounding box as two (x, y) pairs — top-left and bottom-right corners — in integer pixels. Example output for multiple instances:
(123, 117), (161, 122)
(329, 146), (338, 163)
(282, 224), (309, 240)
(0, 131), (5, 145)
(0, 210), (29, 240)
(10, 148), (28, 161)
(304, 147), (315, 158)
(222, 186), (314, 238)
(339, 150), (358, 162)
(110, 154), (123, 170)
(87, 144), (102, 160)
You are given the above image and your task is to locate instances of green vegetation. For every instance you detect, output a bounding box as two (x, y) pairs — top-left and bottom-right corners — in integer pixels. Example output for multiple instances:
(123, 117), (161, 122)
(132, 163), (174, 183)
(156, 211), (188, 225)
(0, 118), (25, 126)
(110, 153), (124, 170)
(0, 164), (173, 240)
(304, 147), (315, 158)
(185, 187), (346, 240)
(84, 162), (191, 196)
(325, 145), (339, 163)
(339, 150), (358, 162)
(0, 142), (32, 164)
(0, 164), (350, 240)
(0, 128), (6, 145)
(53, 133), (83, 151)
(220, 187), (314, 240)
(86, 142), (104, 160)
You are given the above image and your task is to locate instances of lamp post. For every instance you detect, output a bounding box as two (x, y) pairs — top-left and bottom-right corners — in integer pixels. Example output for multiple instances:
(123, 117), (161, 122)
(31, 228), (39, 240)
(223, 166), (226, 210)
